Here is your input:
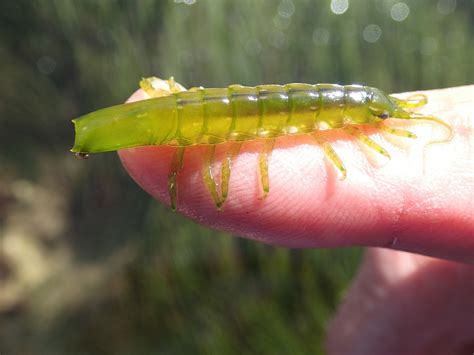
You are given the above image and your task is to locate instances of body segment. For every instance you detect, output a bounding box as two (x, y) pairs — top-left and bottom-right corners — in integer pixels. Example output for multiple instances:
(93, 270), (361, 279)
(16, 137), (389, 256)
(72, 77), (452, 210)
(72, 83), (398, 152)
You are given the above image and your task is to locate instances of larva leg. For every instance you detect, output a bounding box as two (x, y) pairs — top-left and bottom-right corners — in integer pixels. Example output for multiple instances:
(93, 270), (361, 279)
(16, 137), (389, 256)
(402, 94), (428, 108)
(344, 126), (391, 159)
(202, 145), (222, 209)
(168, 147), (185, 211)
(220, 142), (242, 204)
(313, 135), (347, 180)
(259, 139), (275, 197)
(389, 94), (428, 109)
(140, 76), (187, 210)
(167, 77), (182, 93)
(140, 77), (171, 97)
(139, 76), (184, 97)
(378, 122), (417, 139)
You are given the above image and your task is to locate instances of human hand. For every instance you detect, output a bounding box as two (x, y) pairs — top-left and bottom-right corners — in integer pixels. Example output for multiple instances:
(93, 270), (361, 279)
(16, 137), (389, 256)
(120, 82), (473, 262)
(326, 248), (474, 354)
(119, 82), (473, 354)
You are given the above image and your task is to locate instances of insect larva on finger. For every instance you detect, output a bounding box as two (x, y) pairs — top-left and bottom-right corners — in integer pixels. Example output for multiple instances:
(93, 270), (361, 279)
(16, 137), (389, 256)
(72, 77), (453, 210)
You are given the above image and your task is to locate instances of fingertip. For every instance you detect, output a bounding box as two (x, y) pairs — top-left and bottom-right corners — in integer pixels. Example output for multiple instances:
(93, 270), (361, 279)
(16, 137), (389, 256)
(118, 138), (377, 249)
(126, 89), (149, 103)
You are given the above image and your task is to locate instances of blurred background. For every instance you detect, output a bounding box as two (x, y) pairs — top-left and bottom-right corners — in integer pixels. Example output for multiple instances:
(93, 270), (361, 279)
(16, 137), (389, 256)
(0, 0), (472, 354)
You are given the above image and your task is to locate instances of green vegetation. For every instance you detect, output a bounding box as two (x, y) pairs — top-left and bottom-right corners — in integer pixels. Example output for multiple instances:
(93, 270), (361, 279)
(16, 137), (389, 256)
(0, 1), (472, 354)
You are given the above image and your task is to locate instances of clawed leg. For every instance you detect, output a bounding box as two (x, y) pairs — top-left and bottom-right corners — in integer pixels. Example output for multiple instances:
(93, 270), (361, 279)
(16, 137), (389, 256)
(313, 135), (347, 179)
(167, 77), (180, 93)
(389, 93), (428, 109)
(202, 145), (222, 209)
(259, 139), (275, 197)
(140, 76), (184, 97)
(168, 147), (185, 211)
(220, 142), (242, 204)
(378, 122), (417, 139)
(140, 76), (187, 210)
(344, 126), (391, 159)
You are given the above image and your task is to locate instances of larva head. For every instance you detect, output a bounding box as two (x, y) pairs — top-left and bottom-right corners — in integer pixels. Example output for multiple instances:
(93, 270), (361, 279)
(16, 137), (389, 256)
(366, 89), (452, 138)
(368, 87), (410, 120)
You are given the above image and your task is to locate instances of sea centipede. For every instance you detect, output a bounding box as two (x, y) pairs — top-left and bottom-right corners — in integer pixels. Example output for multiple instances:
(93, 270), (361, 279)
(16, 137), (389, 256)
(71, 77), (452, 210)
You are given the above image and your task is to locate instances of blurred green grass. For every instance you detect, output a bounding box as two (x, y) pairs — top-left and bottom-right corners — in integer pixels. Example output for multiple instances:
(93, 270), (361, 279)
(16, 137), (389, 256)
(0, 0), (472, 354)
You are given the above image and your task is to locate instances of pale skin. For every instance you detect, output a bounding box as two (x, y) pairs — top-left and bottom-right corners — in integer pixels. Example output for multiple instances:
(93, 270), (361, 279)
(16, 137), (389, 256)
(118, 80), (473, 354)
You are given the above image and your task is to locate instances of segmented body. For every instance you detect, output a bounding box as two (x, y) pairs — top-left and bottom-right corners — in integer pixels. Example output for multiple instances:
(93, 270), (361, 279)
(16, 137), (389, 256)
(72, 77), (452, 210)
(74, 83), (396, 151)
(137, 84), (382, 146)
